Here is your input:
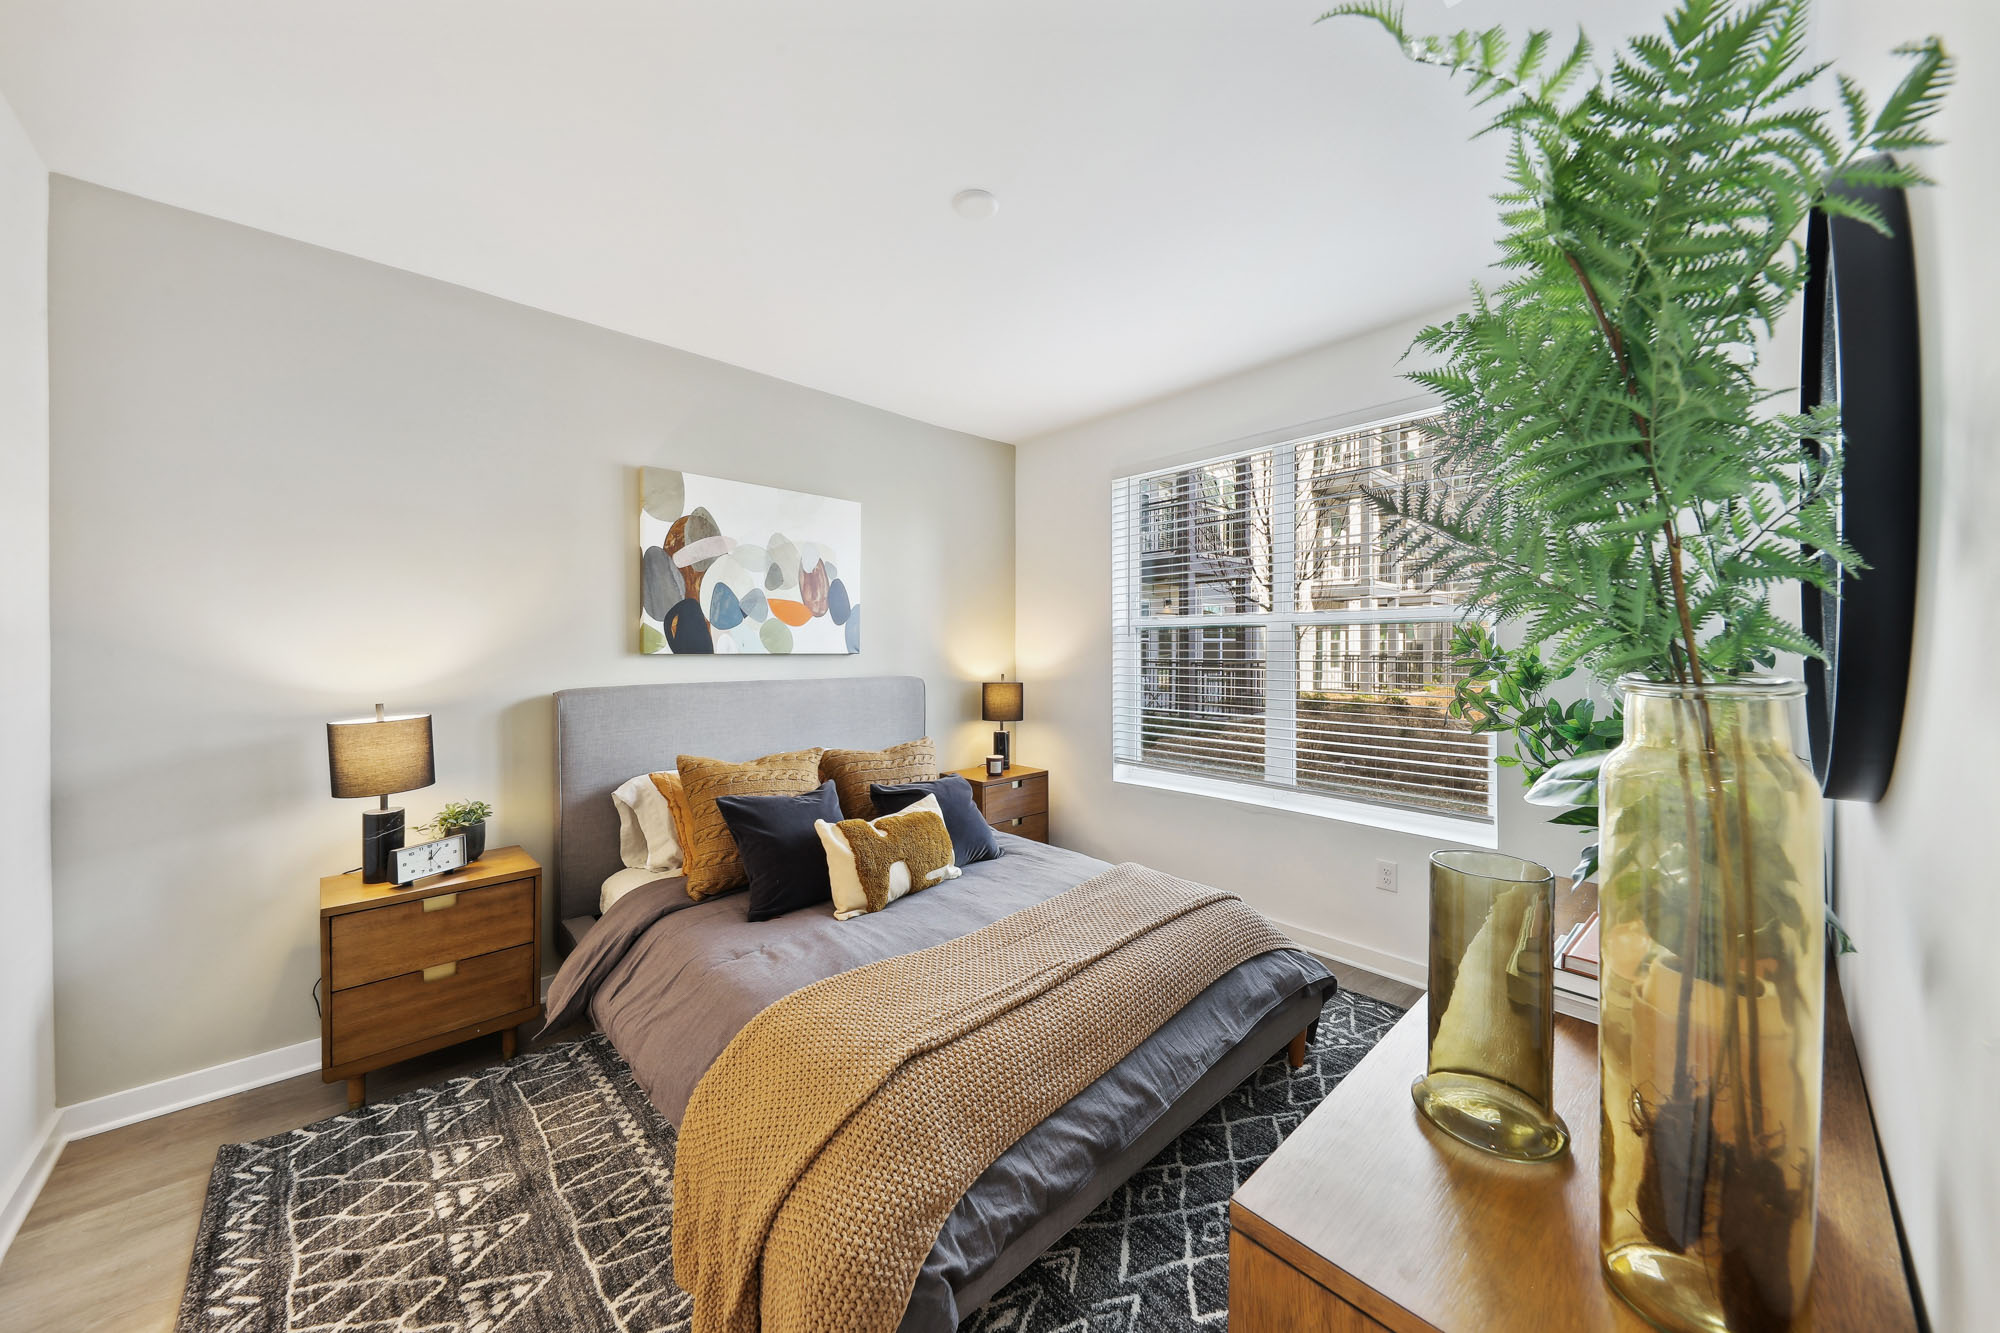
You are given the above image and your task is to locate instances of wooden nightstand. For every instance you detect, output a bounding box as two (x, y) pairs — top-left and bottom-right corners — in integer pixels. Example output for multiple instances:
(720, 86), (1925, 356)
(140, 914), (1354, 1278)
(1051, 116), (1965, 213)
(951, 763), (1048, 843)
(1227, 978), (1914, 1332)
(319, 845), (543, 1109)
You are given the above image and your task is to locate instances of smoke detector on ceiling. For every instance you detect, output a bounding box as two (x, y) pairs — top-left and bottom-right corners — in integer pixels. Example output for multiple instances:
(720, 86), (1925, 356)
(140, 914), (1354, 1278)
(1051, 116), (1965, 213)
(952, 188), (999, 220)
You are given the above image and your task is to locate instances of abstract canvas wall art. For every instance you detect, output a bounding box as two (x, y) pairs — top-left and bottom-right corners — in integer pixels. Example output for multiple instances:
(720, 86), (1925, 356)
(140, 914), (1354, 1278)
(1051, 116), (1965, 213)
(638, 468), (861, 655)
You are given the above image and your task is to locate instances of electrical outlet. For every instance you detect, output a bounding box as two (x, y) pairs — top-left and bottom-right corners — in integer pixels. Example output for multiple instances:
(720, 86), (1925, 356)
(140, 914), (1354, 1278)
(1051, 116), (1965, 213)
(1375, 859), (1398, 893)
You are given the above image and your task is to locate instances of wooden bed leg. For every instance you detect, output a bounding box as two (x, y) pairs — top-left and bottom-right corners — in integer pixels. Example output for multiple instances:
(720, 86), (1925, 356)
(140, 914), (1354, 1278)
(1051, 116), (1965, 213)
(501, 1028), (518, 1060)
(346, 1076), (365, 1110)
(1287, 1029), (1309, 1070)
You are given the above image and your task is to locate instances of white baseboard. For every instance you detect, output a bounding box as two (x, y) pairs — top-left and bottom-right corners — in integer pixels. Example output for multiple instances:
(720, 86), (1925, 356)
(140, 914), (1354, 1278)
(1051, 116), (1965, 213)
(1273, 914), (1604, 1023)
(2, 1041), (322, 1265)
(0, 969), (564, 1266)
(59, 1039), (324, 1143)
(0, 1113), (64, 1263)
(61, 970), (557, 1143)
(1268, 916), (1427, 990)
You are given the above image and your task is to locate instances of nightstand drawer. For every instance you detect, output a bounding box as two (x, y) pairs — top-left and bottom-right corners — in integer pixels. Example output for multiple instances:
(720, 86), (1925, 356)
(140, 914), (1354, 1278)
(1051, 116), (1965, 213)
(329, 944), (535, 1067)
(990, 811), (1048, 843)
(328, 878), (534, 991)
(980, 773), (1047, 822)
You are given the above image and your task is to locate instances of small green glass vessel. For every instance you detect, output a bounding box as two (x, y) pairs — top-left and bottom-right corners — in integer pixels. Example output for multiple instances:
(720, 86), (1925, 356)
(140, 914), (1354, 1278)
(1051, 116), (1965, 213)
(1412, 849), (1569, 1162)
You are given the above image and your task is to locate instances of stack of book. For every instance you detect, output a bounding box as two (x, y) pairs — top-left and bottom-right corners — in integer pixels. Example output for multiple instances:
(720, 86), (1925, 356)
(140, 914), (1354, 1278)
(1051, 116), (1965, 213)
(1555, 912), (1600, 980)
(1552, 908), (1601, 1021)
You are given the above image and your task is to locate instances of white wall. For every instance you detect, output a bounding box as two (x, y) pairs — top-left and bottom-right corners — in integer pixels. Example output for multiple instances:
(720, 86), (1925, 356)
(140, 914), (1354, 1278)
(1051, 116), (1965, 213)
(1819, 4), (1999, 1328)
(0, 93), (54, 1228)
(47, 179), (1016, 1106)
(1014, 312), (1585, 980)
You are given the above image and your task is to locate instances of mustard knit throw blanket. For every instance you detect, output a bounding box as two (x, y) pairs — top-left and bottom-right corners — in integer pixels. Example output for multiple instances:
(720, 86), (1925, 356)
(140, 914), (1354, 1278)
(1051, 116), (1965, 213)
(670, 863), (1295, 1333)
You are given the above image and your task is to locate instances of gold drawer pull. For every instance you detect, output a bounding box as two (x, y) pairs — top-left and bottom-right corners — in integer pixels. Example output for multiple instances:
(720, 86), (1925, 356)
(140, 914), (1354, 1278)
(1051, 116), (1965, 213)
(422, 962), (458, 982)
(423, 894), (458, 913)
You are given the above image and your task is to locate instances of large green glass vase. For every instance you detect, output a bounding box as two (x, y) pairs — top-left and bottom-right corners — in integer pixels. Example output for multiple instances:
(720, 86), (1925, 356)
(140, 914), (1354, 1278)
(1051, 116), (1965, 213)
(1597, 676), (1825, 1332)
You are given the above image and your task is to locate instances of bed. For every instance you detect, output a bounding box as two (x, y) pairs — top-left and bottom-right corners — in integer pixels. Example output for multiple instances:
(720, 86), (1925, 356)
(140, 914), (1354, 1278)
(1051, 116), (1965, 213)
(545, 676), (1336, 1331)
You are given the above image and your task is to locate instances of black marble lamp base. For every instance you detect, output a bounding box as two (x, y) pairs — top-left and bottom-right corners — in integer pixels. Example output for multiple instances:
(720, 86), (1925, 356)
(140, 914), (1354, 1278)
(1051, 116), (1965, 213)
(992, 728), (1012, 768)
(361, 807), (407, 883)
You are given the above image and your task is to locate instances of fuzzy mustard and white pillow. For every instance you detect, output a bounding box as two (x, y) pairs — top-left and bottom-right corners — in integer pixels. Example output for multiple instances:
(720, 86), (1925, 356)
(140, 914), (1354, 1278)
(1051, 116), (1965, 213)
(612, 772), (685, 874)
(815, 794), (962, 920)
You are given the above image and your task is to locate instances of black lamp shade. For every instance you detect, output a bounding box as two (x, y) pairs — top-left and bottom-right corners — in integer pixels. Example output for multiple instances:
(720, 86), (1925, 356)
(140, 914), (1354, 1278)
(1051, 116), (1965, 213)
(327, 713), (435, 799)
(982, 680), (1025, 723)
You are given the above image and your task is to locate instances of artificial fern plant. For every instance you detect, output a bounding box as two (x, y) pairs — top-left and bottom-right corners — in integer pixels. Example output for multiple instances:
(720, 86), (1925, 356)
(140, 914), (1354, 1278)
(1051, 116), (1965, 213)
(1321, 12), (1950, 1322)
(1323, 0), (1949, 872)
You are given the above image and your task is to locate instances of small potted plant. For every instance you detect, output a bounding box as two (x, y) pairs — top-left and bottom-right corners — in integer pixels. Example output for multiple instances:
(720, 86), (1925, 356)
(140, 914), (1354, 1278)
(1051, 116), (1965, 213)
(417, 799), (493, 863)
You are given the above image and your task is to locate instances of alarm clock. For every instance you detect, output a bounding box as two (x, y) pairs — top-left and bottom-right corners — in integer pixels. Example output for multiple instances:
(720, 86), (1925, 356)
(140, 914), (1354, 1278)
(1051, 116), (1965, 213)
(392, 833), (468, 886)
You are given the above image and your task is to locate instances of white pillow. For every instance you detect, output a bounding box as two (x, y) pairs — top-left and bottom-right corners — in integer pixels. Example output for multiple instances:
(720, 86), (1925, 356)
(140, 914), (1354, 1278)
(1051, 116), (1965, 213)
(601, 866), (678, 914)
(612, 773), (684, 873)
(815, 794), (963, 921)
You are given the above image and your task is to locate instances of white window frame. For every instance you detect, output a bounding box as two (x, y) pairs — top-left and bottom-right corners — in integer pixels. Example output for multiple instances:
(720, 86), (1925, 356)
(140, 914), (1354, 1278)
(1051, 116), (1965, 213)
(1110, 405), (1499, 847)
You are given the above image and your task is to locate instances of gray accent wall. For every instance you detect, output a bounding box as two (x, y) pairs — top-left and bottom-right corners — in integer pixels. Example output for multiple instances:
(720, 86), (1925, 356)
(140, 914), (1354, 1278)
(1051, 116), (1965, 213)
(47, 178), (1014, 1106)
(0, 94), (53, 1220)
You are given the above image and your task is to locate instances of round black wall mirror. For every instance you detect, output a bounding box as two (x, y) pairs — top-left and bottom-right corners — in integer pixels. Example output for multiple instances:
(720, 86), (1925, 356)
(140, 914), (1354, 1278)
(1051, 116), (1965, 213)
(1799, 158), (1922, 802)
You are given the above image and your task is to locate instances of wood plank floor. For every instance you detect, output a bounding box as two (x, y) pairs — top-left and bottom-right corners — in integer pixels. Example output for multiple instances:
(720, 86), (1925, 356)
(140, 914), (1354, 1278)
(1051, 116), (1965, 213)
(0, 959), (1418, 1332)
(1322, 959), (1423, 1011)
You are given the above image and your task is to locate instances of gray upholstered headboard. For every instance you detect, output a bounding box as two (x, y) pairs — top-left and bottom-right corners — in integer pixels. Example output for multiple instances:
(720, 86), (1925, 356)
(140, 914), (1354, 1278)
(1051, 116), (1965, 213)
(553, 676), (928, 918)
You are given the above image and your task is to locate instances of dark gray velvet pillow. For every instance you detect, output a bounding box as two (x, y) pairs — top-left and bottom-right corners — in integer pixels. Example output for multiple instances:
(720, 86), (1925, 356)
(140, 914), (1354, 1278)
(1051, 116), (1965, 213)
(715, 780), (843, 921)
(870, 775), (1001, 867)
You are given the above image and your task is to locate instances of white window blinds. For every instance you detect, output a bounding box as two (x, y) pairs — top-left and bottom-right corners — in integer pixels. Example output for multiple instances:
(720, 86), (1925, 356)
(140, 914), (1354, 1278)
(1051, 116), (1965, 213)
(1110, 411), (1493, 828)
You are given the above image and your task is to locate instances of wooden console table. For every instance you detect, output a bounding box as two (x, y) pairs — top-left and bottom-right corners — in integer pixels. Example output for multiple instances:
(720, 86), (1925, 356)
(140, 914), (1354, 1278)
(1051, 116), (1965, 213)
(1229, 978), (1915, 1332)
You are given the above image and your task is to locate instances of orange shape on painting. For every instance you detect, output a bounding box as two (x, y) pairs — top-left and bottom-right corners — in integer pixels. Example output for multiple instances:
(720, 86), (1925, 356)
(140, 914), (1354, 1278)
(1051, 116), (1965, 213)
(767, 598), (813, 627)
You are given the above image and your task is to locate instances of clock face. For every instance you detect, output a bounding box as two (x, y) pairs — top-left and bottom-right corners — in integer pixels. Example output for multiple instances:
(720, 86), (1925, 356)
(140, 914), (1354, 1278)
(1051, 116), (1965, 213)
(394, 833), (467, 884)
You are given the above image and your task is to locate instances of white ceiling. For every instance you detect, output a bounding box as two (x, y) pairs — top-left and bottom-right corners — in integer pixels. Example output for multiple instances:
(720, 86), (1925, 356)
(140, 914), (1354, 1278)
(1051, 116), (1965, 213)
(0, 0), (1660, 441)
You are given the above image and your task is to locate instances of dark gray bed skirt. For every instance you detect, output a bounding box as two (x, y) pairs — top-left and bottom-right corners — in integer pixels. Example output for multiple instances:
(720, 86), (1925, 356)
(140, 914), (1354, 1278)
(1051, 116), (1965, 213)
(901, 956), (1336, 1331)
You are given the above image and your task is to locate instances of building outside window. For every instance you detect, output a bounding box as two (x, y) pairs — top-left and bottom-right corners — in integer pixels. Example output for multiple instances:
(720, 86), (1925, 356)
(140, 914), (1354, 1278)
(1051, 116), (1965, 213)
(1110, 409), (1494, 840)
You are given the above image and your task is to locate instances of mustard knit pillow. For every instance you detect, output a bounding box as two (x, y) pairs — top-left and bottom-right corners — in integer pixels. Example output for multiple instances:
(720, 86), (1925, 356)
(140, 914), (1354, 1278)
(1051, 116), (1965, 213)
(818, 738), (939, 819)
(675, 749), (825, 898)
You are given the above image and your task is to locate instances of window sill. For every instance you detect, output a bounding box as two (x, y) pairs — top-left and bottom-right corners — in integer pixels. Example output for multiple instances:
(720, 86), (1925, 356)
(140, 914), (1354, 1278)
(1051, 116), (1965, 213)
(1112, 763), (1499, 848)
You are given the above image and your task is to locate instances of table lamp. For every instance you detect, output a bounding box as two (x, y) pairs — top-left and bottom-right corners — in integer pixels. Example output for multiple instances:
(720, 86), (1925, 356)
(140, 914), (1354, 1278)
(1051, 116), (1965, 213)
(327, 703), (436, 882)
(982, 677), (1025, 769)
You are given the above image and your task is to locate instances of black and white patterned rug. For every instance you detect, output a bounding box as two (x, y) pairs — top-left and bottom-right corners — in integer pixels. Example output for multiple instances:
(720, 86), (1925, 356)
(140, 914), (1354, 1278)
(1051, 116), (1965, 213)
(178, 991), (1403, 1333)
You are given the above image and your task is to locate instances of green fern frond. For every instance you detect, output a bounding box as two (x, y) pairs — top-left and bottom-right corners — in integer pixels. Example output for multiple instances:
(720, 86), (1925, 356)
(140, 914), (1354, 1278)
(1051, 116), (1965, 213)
(1875, 38), (1954, 138)
(1325, 0), (1949, 693)
(1836, 74), (1873, 141)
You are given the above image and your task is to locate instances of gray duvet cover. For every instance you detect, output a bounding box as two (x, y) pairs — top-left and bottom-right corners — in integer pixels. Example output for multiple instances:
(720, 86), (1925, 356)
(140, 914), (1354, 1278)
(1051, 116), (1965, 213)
(543, 835), (1335, 1330)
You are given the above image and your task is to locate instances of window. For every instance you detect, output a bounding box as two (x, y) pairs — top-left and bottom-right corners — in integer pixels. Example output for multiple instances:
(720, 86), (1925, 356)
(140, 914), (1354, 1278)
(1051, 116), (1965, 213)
(1110, 410), (1494, 839)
